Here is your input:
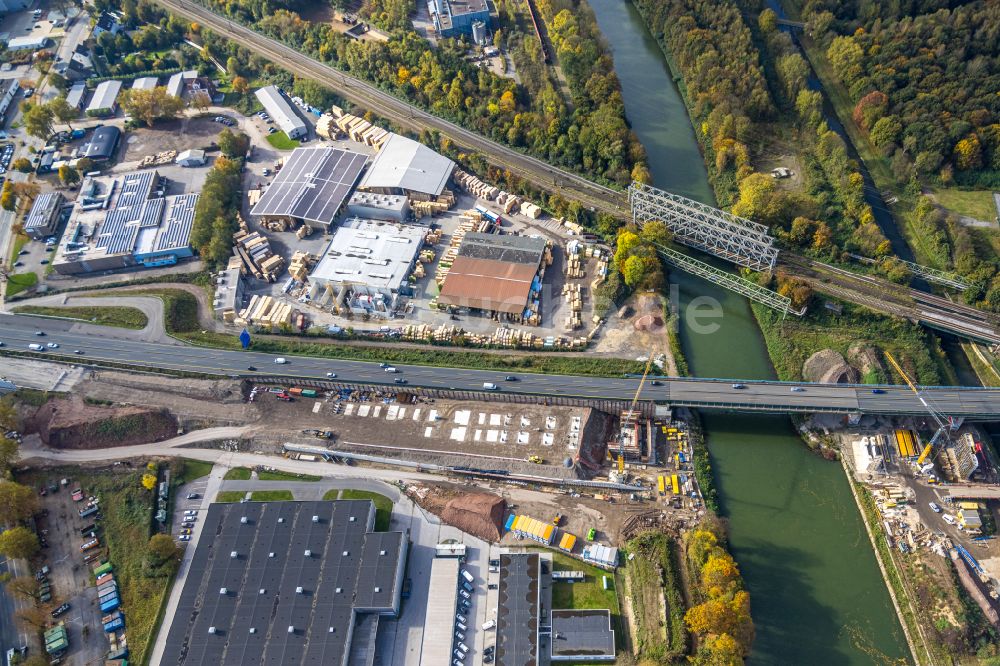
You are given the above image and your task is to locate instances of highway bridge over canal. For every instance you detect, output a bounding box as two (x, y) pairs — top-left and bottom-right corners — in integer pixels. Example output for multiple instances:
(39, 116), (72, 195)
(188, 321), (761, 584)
(3, 314), (1000, 419)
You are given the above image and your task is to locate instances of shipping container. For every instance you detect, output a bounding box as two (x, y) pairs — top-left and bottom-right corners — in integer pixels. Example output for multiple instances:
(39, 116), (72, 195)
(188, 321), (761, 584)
(670, 475), (680, 495)
(657, 476), (666, 495)
(104, 617), (124, 633)
(288, 387), (303, 396)
(97, 582), (117, 596)
(98, 591), (118, 605)
(79, 523), (97, 536)
(94, 562), (113, 576)
(99, 597), (120, 613)
(301, 389), (318, 398)
(79, 505), (99, 518)
(80, 538), (100, 552)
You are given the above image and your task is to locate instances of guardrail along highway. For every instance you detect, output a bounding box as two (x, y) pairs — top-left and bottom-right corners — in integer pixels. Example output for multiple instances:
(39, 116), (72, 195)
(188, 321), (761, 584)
(3, 314), (1000, 419)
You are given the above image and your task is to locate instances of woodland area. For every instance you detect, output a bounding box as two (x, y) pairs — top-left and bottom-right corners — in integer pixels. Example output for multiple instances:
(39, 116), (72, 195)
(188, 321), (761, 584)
(801, 0), (1000, 188)
(189, 0), (646, 186)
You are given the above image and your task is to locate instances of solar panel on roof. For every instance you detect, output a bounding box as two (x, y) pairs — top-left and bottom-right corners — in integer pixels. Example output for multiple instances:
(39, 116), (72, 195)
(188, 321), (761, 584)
(251, 148), (366, 226)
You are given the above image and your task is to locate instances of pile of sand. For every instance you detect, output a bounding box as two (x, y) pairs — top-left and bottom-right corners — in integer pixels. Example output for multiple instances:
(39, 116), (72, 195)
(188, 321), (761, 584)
(633, 314), (664, 331)
(442, 493), (507, 542)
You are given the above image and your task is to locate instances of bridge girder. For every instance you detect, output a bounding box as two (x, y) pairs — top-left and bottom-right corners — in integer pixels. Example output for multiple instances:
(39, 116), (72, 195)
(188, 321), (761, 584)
(655, 244), (801, 316)
(629, 181), (779, 272)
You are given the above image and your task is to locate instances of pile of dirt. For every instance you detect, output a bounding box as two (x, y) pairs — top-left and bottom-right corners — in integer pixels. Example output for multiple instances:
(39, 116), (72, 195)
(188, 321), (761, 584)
(802, 349), (859, 384)
(442, 493), (507, 541)
(847, 344), (885, 381)
(633, 314), (664, 331)
(28, 395), (178, 449)
(411, 485), (507, 542)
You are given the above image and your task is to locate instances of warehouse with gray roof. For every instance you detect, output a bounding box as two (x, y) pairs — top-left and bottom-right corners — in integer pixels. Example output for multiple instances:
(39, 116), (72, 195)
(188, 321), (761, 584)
(159, 499), (407, 666)
(23, 192), (64, 240)
(358, 133), (455, 199)
(255, 85), (307, 139)
(86, 79), (122, 117)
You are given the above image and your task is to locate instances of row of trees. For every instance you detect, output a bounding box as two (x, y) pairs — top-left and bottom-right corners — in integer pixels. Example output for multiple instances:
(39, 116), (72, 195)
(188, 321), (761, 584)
(0, 400), (41, 565)
(684, 523), (754, 663)
(189, 144), (246, 268)
(632, 0), (774, 204)
(193, 0), (645, 185)
(818, 3), (1000, 185)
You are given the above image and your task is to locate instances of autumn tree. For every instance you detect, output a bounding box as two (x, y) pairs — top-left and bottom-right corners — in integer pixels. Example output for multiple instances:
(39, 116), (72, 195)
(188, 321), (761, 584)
(141, 473), (157, 490)
(48, 96), (79, 130)
(0, 482), (38, 524)
(852, 91), (889, 132)
(21, 103), (54, 141)
(953, 134), (983, 171)
(5, 575), (38, 600)
(0, 436), (17, 476)
(231, 76), (249, 94)
(0, 398), (17, 432)
(11, 157), (31, 173)
(218, 128), (250, 158)
(757, 8), (777, 33)
(0, 527), (39, 560)
(148, 533), (182, 568)
(120, 87), (186, 127)
(1, 182), (15, 212)
(58, 164), (80, 187)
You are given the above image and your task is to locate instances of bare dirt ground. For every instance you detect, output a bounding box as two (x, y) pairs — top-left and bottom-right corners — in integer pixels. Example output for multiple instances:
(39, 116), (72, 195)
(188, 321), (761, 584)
(121, 117), (226, 161)
(593, 292), (679, 375)
(27, 394), (176, 449)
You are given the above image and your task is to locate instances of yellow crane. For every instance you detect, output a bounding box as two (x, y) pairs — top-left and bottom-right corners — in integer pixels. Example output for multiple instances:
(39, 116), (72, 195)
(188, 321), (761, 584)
(884, 352), (953, 465)
(619, 352), (656, 473)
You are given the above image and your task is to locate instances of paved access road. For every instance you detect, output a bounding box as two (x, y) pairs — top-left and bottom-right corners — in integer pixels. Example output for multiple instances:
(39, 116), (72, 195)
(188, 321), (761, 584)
(3, 313), (1000, 417)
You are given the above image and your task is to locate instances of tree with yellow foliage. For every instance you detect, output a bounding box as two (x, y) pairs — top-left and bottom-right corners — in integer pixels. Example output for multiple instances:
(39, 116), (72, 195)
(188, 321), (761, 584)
(141, 474), (157, 491)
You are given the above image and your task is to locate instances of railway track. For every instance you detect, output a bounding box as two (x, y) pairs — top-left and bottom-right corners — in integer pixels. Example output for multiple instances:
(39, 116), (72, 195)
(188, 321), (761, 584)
(157, 0), (1000, 343)
(155, 0), (626, 216)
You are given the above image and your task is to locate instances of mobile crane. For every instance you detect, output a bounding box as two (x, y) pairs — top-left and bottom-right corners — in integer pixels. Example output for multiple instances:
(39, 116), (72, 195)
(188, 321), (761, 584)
(616, 352), (656, 476)
(884, 352), (954, 465)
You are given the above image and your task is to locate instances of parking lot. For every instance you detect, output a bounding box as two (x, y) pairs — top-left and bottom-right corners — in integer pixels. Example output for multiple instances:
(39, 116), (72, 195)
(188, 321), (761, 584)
(28, 478), (111, 665)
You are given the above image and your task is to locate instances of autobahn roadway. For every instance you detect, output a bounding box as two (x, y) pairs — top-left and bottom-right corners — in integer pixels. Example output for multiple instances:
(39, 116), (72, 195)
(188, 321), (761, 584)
(153, 0), (627, 218)
(3, 314), (1000, 418)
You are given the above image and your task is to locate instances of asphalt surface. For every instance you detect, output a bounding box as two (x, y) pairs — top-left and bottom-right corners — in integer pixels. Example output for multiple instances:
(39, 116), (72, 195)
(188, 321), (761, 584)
(3, 313), (1000, 417)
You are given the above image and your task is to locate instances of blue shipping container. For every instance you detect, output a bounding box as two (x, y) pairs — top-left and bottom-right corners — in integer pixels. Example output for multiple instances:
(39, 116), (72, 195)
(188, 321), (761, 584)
(98, 591), (118, 605)
(104, 617), (124, 633)
(504, 514), (515, 531)
(100, 598), (120, 613)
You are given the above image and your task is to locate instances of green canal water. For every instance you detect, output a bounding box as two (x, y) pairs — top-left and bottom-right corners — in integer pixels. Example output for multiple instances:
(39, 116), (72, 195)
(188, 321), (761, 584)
(587, 0), (910, 662)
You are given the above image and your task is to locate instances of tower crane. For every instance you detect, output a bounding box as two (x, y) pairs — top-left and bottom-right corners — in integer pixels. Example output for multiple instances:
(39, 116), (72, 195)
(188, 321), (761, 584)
(617, 352), (656, 475)
(884, 352), (954, 465)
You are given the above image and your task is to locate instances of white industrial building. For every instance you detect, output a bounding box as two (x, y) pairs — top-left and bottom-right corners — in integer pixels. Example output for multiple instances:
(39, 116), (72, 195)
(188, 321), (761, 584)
(175, 149), (206, 167)
(308, 218), (425, 314)
(0, 79), (19, 117)
(346, 191), (410, 222)
(86, 79), (122, 116)
(255, 85), (307, 139)
(5, 34), (51, 51)
(131, 76), (159, 90)
(357, 133), (454, 200)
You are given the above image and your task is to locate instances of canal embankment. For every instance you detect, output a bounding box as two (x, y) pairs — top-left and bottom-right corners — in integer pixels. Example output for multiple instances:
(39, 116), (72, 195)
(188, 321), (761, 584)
(588, 0), (911, 661)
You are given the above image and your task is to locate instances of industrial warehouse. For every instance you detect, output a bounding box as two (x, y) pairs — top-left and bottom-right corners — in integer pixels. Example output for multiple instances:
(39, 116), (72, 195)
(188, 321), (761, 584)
(437, 232), (550, 321)
(52, 170), (199, 274)
(307, 218), (427, 313)
(251, 147), (368, 231)
(160, 500), (407, 666)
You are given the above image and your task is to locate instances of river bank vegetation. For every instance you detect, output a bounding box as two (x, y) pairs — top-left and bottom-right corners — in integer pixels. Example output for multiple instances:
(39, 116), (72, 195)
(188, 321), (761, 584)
(785, 0), (1000, 312)
(627, 0), (950, 387)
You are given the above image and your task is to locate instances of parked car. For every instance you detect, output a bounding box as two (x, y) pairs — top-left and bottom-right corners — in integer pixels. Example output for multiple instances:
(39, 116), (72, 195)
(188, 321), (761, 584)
(179, 535), (191, 541)
(51, 603), (71, 618)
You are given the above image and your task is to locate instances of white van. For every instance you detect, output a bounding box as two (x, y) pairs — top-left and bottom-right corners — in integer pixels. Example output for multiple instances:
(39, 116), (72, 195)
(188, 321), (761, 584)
(28, 343), (44, 351)
(274, 357), (288, 364)
(482, 619), (496, 631)
(461, 569), (474, 584)
(483, 382), (498, 390)
(384, 367), (397, 373)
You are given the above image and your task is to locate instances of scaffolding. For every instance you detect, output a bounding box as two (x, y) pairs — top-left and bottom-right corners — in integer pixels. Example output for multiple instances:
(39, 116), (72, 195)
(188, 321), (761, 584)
(629, 181), (779, 272)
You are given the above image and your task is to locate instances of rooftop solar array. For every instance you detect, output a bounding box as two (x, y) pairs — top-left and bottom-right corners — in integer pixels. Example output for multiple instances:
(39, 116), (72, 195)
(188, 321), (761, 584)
(160, 500), (406, 666)
(497, 553), (539, 666)
(157, 194), (198, 252)
(87, 171), (198, 259)
(251, 148), (367, 226)
(24, 192), (63, 232)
